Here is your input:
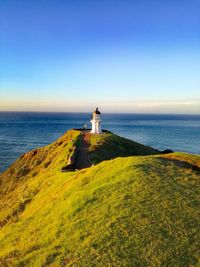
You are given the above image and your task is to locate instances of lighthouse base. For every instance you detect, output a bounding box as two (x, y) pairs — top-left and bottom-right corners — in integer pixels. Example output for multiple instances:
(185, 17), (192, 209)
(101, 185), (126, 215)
(90, 120), (102, 134)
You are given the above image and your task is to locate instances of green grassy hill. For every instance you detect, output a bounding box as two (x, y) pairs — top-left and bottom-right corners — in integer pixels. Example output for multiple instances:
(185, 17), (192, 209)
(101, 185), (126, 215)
(0, 130), (199, 266)
(88, 131), (159, 164)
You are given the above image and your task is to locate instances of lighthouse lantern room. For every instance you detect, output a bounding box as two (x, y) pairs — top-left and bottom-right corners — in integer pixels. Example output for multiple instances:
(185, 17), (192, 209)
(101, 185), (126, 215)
(91, 108), (102, 134)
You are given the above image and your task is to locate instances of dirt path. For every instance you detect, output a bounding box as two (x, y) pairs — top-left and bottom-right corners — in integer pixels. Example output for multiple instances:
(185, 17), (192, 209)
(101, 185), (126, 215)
(74, 132), (92, 170)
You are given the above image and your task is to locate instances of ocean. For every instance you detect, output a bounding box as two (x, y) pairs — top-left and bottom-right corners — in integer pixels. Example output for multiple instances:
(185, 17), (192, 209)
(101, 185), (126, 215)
(0, 112), (200, 173)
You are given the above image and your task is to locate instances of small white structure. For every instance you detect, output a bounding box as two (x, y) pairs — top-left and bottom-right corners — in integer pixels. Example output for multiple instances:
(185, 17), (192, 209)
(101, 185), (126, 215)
(90, 108), (102, 134)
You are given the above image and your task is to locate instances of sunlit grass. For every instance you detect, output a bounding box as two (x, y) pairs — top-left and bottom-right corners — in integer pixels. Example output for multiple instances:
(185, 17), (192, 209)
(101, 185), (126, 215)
(0, 130), (199, 266)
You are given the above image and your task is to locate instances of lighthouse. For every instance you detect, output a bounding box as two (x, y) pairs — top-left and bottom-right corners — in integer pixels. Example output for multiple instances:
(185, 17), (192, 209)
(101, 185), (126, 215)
(91, 108), (102, 134)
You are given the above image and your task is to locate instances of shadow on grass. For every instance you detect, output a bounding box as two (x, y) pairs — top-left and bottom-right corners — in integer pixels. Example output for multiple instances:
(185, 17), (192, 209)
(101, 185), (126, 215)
(157, 157), (200, 173)
(89, 133), (160, 164)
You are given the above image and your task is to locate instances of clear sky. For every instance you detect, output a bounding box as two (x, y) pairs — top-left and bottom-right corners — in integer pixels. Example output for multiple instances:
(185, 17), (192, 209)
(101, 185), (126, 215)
(0, 0), (200, 113)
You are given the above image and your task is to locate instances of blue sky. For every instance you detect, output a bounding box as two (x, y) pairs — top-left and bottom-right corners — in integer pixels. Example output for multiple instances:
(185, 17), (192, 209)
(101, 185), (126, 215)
(0, 0), (200, 113)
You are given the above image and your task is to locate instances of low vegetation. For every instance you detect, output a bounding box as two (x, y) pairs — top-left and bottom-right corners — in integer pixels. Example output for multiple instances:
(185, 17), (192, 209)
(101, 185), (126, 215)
(0, 130), (199, 266)
(0, 130), (81, 228)
(88, 132), (159, 164)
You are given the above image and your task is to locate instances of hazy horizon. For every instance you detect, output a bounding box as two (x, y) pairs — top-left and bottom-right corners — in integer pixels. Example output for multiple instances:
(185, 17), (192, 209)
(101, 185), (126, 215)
(0, 99), (200, 114)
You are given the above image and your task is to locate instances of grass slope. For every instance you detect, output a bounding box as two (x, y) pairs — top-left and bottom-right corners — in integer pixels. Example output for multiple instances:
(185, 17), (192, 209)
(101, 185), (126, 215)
(0, 130), (81, 228)
(0, 130), (199, 266)
(88, 132), (159, 164)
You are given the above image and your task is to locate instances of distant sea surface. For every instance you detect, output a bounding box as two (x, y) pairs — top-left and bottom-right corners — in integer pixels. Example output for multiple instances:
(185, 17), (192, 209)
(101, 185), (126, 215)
(0, 112), (200, 173)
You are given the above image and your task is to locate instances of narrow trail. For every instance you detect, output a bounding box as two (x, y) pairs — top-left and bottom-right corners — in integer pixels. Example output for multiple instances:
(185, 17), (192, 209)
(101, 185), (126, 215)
(74, 132), (92, 170)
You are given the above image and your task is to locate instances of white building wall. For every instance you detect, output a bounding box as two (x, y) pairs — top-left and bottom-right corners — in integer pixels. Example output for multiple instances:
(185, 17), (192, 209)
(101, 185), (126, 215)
(91, 119), (102, 134)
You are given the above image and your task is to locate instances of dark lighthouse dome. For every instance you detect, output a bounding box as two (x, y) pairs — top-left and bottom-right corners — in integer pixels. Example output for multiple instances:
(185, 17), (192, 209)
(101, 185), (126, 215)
(93, 107), (101, 115)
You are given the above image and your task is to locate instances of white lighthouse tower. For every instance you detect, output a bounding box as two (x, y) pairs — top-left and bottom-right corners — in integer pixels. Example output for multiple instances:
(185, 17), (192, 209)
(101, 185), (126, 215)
(91, 108), (102, 134)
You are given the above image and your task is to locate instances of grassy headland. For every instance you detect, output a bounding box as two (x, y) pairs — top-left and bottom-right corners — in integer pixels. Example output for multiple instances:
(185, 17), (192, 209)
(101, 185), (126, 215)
(88, 131), (159, 164)
(0, 130), (199, 266)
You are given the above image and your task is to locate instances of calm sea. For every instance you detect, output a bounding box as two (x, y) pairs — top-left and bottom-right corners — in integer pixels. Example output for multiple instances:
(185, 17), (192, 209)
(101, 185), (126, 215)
(0, 112), (200, 173)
